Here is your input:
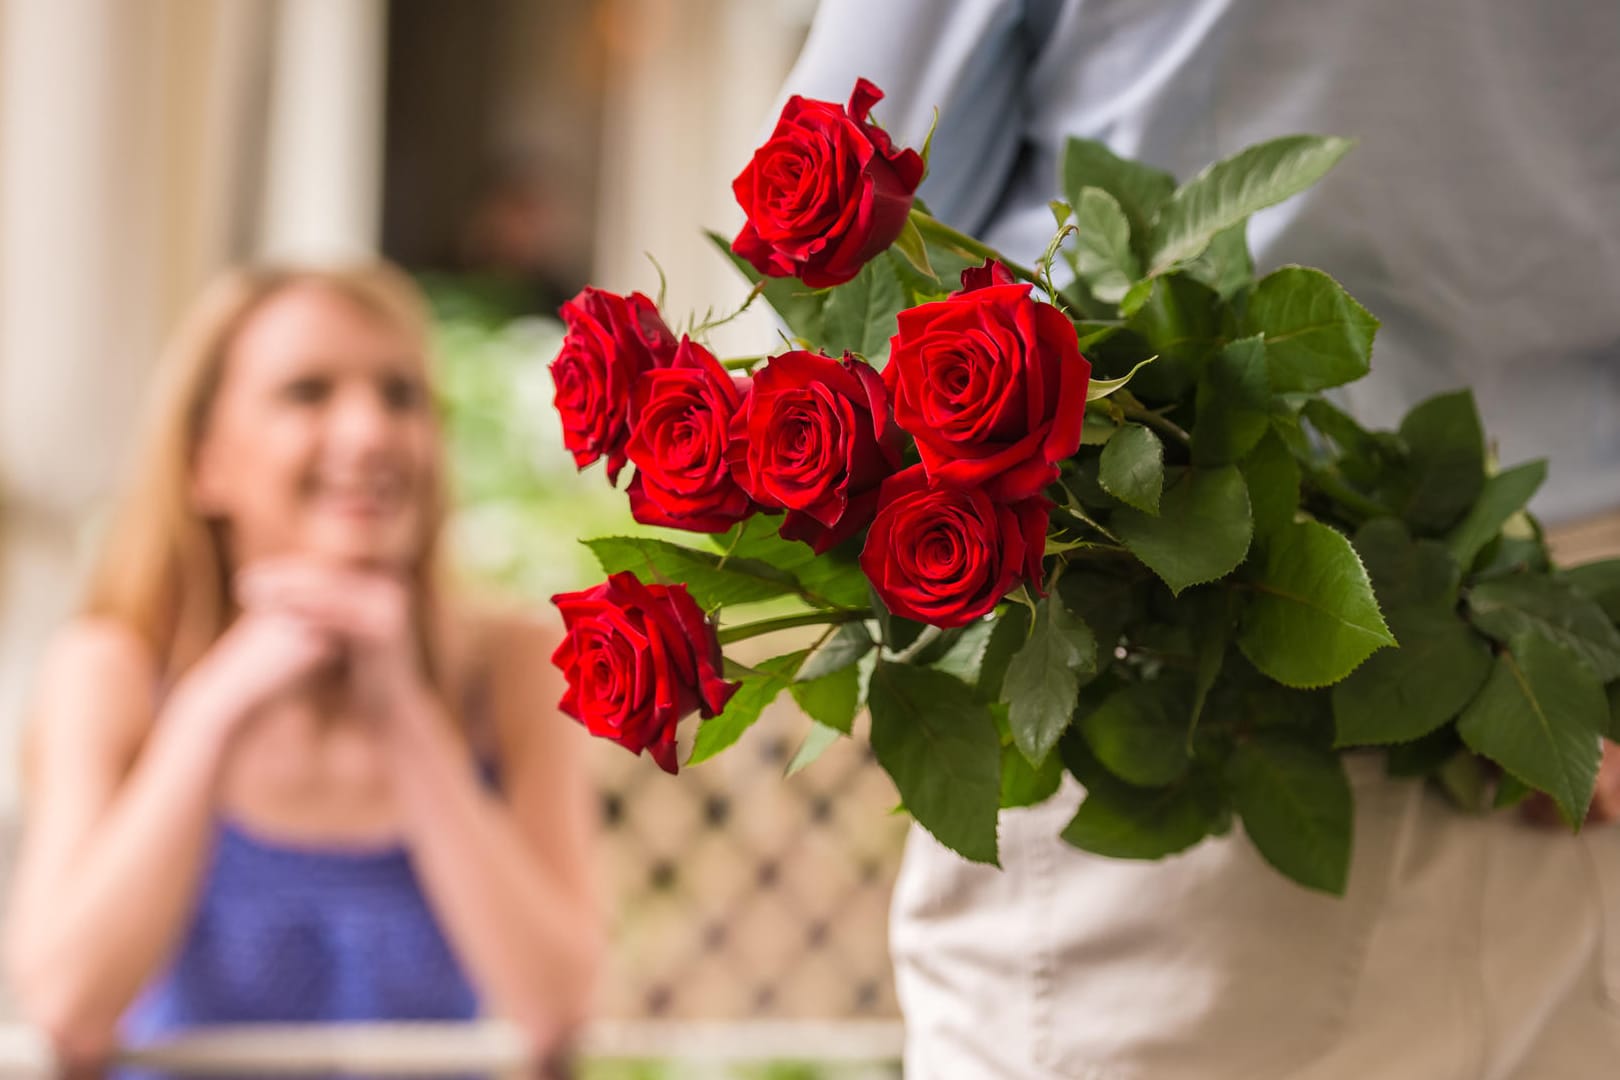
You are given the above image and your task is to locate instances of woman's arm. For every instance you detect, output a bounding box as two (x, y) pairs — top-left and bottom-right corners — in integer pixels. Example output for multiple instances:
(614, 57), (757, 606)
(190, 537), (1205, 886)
(4, 613), (333, 1061)
(379, 613), (603, 1053)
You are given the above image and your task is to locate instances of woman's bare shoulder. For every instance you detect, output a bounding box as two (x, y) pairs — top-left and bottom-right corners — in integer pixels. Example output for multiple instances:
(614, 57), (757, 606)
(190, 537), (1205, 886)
(32, 617), (159, 747)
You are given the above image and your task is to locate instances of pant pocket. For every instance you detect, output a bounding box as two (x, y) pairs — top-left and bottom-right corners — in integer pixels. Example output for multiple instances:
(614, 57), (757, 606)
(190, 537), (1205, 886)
(1034, 759), (1409, 1080)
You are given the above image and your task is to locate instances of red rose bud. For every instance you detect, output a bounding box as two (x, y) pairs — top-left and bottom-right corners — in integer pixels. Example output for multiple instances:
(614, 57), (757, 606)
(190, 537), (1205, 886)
(625, 337), (756, 533)
(884, 260), (1091, 501)
(731, 78), (925, 289)
(551, 571), (739, 773)
(859, 465), (1049, 629)
(727, 350), (903, 553)
(551, 287), (678, 483)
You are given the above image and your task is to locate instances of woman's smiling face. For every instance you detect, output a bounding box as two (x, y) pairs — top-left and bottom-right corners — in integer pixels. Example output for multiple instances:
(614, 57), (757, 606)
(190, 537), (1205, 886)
(190, 282), (440, 571)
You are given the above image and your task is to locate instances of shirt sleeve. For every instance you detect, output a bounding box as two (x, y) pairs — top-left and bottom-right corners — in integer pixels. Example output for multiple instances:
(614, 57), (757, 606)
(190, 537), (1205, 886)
(775, 0), (1046, 234)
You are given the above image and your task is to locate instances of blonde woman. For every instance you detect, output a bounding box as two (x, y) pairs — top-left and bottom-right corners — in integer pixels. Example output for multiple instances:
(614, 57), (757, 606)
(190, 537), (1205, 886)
(3, 265), (601, 1065)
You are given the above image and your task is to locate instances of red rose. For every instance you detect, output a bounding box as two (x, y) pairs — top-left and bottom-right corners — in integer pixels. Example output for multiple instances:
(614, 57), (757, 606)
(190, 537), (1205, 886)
(731, 78), (925, 289)
(727, 351), (902, 553)
(860, 466), (1049, 628)
(884, 260), (1092, 501)
(626, 337), (756, 533)
(551, 287), (678, 483)
(552, 571), (739, 773)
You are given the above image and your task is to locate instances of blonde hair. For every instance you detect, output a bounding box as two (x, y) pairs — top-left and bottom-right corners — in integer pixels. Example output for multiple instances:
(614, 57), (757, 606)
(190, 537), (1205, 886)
(83, 262), (454, 689)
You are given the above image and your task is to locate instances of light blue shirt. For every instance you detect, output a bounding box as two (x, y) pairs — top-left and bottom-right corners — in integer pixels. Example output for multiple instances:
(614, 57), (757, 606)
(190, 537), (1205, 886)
(781, 0), (1620, 524)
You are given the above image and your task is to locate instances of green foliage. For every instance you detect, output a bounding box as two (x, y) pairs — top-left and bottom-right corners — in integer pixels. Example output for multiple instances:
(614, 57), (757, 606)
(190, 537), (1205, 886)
(1114, 466), (1253, 595)
(785, 722), (844, 777)
(1238, 519), (1395, 688)
(1396, 390), (1486, 533)
(1226, 735), (1353, 894)
(706, 230), (825, 341)
(1060, 736), (1225, 859)
(1194, 336), (1270, 466)
(1070, 187), (1141, 303)
(1079, 681), (1192, 786)
(1242, 267), (1378, 393)
(1003, 596), (1097, 765)
(789, 662), (861, 734)
(868, 663), (1003, 864)
(795, 621), (876, 683)
(1331, 606), (1492, 746)
(1457, 633), (1607, 827)
(1062, 137), (1176, 246)
(820, 256), (907, 361)
(1098, 423), (1165, 513)
(1445, 461), (1547, 569)
(586, 536), (800, 608)
(690, 652), (807, 765)
(712, 516), (871, 610)
(1147, 135), (1355, 273)
(1466, 574), (1620, 681)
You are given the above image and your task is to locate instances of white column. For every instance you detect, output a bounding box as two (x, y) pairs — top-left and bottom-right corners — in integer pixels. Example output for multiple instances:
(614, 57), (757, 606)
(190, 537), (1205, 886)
(257, 0), (388, 263)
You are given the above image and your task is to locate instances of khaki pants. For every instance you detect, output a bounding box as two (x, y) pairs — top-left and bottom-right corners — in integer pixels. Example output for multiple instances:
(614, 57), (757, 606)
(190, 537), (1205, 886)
(892, 510), (1620, 1079)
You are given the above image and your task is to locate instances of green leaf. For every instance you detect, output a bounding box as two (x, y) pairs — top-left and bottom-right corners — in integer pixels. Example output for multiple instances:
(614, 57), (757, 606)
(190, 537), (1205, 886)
(1179, 221), (1253, 299)
(1071, 187), (1142, 304)
(1561, 560), (1620, 623)
(1225, 736), (1352, 895)
(1098, 424), (1164, 514)
(586, 536), (798, 608)
(1242, 267), (1378, 393)
(1238, 519), (1396, 688)
(1457, 633), (1607, 827)
(977, 604), (1034, 701)
(868, 663), (1003, 864)
(789, 662), (861, 734)
(820, 257), (907, 361)
(870, 585), (927, 651)
(1061, 137), (1176, 247)
(1118, 278), (1154, 317)
(706, 230), (825, 341)
(796, 621), (876, 683)
(1003, 597), (1097, 765)
(924, 617), (997, 687)
(1115, 466), (1253, 595)
(1396, 390), (1486, 534)
(785, 721), (844, 777)
(1466, 575), (1620, 681)
(1331, 606), (1493, 745)
(1080, 681), (1192, 786)
(1241, 427), (1302, 537)
(689, 652), (806, 765)
(1385, 726), (1464, 778)
(1494, 771), (1534, 811)
(891, 216), (936, 280)
(1124, 274), (1221, 398)
(712, 516), (871, 609)
(1001, 738), (1064, 808)
(1060, 739), (1223, 860)
(1352, 518), (1461, 609)
(1084, 356), (1157, 402)
(1445, 460), (1547, 569)
(1148, 135), (1355, 273)
(1193, 336), (1270, 466)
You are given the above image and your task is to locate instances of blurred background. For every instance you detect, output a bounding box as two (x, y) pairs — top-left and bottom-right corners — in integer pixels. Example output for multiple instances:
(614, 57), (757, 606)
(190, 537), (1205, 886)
(0, 1), (908, 1075)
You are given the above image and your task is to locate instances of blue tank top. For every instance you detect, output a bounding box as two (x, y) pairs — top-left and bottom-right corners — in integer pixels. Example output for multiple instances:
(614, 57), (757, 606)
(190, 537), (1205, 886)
(120, 817), (479, 1043)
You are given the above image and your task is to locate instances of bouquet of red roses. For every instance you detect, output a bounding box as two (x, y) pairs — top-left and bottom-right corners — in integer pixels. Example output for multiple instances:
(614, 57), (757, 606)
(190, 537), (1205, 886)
(547, 79), (1620, 893)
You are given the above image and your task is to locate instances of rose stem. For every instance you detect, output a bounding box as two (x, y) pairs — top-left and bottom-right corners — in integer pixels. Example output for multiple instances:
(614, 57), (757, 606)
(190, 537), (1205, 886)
(908, 211), (1042, 286)
(1114, 394), (1191, 446)
(718, 608), (873, 646)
